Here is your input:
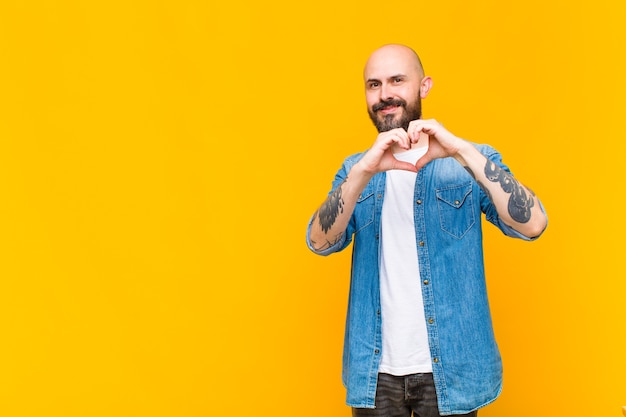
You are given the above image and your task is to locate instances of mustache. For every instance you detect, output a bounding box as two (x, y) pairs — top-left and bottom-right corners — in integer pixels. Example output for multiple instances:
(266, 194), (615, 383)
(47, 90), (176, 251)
(372, 98), (407, 112)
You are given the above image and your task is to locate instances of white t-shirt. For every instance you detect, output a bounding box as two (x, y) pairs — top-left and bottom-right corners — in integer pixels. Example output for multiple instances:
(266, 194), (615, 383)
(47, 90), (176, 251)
(378, 146), (433, 376)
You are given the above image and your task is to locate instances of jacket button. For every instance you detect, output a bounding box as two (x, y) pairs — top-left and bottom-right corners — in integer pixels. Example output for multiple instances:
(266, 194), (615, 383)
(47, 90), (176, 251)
(416, 199), (422, 205)
(433, 358), (439, 363)
(428, 318), (434, 324)
(419, 241), (424, 247)
(375, 349), (380, 354)
(377, 194), (382, 199)
(455, 200), (460, 205)
(423, 280), (429, 285)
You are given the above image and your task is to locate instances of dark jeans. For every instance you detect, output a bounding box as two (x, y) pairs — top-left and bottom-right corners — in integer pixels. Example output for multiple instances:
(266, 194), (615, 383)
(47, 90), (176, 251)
(352, 373), (478, 417)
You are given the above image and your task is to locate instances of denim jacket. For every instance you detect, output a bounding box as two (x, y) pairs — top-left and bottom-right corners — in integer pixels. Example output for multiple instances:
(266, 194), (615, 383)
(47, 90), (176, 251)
(306, 144), (544, 415)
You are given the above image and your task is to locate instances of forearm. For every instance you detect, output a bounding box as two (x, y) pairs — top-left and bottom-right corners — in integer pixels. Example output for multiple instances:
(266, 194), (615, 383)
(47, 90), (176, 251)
(453, 142), (547, 238)
(309, 162), (373, 253)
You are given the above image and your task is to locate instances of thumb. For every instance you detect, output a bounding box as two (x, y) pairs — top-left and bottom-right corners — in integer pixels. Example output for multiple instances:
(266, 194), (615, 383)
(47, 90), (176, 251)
(391, 160), (419, 173)
(414, 154), (433, 171)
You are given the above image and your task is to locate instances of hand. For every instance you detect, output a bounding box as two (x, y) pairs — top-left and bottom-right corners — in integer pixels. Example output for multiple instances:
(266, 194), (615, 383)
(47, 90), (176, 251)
(357, 128), (420, 175)
(407, 119), (466, 171)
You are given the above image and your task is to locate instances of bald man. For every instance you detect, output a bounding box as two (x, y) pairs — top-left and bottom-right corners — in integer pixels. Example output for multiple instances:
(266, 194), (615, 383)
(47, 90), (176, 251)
(306, 44), (547, 416)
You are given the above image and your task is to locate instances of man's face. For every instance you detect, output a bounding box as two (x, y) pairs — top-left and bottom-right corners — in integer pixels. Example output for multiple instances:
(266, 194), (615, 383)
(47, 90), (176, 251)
(363, 46), (424, 133)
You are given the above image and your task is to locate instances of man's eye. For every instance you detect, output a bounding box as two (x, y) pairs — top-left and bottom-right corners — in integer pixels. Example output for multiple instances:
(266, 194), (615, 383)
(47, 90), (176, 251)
(393, 78), (403, 83)
(369, 82), (379, 88)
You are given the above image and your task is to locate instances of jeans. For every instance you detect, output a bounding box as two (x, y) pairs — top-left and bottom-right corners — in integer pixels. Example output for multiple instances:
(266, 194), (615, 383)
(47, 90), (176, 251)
(352, 373), (478, 417)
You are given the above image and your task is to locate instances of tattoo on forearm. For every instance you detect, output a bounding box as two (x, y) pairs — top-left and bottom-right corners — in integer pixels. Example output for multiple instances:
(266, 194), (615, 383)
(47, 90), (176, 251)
(310, 231), (345, 252)
(483, 161), (535, 223)
(317, 179), (346, 233)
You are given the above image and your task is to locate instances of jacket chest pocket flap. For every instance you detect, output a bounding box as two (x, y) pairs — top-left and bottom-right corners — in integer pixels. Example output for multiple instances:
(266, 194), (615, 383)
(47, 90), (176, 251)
(435, 182), (476, 239)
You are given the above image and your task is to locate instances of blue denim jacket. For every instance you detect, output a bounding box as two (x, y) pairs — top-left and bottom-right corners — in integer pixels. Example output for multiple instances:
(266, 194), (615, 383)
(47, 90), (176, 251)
(306, 144), (544, 415)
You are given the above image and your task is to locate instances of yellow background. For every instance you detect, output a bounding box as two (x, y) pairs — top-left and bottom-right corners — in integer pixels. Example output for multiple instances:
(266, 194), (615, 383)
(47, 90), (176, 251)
(1, 0), (624, 416)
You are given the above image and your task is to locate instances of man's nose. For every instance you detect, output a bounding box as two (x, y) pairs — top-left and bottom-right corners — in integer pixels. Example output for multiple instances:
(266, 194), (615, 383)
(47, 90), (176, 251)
(380, 84), (394, 101)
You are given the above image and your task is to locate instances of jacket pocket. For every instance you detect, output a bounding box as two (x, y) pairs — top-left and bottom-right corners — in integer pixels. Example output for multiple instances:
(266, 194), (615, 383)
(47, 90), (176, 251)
(435, 182), (475, 239)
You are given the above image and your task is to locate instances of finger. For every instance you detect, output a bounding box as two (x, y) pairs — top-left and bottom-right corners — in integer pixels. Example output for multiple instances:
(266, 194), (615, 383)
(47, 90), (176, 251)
(410, 126), (432, 146)
(414, 153), (432, 172)
(375, 131), (407, 152)
(416, 122), (440, 136)
(416, 131), (429, 146)
(391, 129), (410, 150)
(392, 160), (418, 173)
(376, 131), (399, 149)
(408, 123), (423, 142)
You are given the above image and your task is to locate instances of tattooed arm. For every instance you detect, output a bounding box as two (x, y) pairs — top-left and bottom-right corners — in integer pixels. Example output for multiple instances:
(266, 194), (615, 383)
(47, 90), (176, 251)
(309, 128), (422, 253)
(408, 119), (547, 238)
(455, 144), (547, 238)
(308, 165), (371, 253)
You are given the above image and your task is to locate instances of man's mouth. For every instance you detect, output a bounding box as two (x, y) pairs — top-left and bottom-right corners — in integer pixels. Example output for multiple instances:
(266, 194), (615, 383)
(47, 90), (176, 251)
(379, 105), (400, 114)
(373, 99), (406, 114)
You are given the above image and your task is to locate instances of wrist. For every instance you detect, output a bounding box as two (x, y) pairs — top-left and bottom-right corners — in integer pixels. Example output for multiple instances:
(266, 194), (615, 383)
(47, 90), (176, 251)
(351, 160), (377, 186)
(451, 138), (474, 166)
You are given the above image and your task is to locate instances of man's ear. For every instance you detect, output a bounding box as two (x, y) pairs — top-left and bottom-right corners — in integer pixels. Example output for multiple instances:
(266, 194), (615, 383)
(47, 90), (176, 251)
(420, 76), (433, 98)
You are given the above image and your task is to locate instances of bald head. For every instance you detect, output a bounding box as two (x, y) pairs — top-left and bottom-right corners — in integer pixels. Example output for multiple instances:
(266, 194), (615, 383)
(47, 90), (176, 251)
(364, 44), (425, 81)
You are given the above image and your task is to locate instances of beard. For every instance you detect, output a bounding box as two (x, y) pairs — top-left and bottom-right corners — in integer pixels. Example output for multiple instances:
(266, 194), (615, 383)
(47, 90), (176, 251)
(368, 95), (422, 133)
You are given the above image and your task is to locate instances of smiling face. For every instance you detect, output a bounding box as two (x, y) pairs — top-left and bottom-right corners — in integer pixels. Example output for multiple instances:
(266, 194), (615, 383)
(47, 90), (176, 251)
(363, 45), (431, 132)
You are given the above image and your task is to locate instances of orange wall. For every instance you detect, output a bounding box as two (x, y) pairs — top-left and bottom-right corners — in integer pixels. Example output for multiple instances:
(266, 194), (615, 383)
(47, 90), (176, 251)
(0, 1), (624, 416)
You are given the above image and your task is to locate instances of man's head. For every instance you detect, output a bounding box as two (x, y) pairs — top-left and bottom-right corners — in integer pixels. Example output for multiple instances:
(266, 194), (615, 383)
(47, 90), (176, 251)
(363, 44), (432, 132)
